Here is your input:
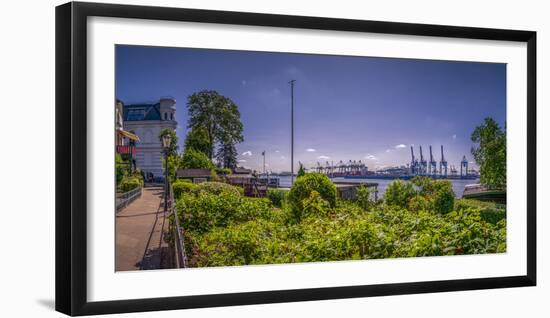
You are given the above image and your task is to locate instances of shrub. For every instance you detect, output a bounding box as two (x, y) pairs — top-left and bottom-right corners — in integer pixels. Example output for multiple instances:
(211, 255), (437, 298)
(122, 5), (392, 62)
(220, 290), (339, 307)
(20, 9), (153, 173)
(180, 148), (215, 170)
(384, 179), (415, 208)
(172, 179), (196, 200)
(431, 180), (455, 214)
(410, 177), (455, 214)
(455, 199), (506, 224)
(301, 190), (331, 217)
(408, 195), (432, 212)
(177, 189), (272, 234)
(355, 185), (374, 210)
(287, 173), (337, 221)
(119, 176), (142, 192)
(215, 167), (232, 175)
(267, 189), (287, 208)
(191, 181), (242, 197)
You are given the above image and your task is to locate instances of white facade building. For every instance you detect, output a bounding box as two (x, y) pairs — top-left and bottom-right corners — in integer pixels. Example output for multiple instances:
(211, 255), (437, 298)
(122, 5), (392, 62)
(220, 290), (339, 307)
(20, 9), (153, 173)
(122, 97), (177, 179)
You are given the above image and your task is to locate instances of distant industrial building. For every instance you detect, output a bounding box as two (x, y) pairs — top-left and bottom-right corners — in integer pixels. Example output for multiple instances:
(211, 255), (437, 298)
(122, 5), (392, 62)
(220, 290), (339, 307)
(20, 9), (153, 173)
(122, 97), (177, 179)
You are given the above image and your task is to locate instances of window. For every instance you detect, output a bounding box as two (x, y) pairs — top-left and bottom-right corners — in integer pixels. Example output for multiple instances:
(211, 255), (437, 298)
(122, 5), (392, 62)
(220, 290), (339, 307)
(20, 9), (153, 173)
(164, 112), (167, 120)
(170, 113), (173, 120)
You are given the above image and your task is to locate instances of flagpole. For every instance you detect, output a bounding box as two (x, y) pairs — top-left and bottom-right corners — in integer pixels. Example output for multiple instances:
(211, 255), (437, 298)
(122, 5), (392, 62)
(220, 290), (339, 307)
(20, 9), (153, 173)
(289, 80), (295, 186)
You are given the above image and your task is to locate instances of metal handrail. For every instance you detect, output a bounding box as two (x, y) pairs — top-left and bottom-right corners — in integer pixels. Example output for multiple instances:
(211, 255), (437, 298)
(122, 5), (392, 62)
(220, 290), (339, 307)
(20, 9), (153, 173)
(169, 183), (188, 268)
(116, 186), (142, 211)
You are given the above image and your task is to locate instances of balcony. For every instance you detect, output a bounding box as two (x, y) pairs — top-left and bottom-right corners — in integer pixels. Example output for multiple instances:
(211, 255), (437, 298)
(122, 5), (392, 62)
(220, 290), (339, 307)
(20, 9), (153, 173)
(116, 145), (136, 157)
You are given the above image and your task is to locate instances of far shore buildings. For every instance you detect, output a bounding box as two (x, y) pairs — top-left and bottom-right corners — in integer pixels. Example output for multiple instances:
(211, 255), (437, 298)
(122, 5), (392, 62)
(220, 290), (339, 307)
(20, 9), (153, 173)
(121, 97), (178, 180)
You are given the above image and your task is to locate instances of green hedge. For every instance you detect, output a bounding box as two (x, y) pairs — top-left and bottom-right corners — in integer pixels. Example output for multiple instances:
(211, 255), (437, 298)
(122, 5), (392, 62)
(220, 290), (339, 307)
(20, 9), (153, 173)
(119, 176), (143, 192)
(287, 173), (337, 221)
(172, 179), (196, 200)
(455, 199), (506, 224)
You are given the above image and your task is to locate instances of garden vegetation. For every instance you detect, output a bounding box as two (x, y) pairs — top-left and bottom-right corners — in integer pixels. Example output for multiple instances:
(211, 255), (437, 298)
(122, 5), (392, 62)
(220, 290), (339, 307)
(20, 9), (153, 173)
(173, 173), (506, 267)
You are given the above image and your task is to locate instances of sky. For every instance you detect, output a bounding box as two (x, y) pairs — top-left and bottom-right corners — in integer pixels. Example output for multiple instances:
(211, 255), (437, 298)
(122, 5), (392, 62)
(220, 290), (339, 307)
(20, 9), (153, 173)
(116, 45), (506, 173)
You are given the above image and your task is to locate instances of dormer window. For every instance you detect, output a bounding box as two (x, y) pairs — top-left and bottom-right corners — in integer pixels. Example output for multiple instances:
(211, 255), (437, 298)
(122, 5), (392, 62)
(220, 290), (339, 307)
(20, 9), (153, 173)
(164, 112), (168, 120)
(170, 113), (173, 120)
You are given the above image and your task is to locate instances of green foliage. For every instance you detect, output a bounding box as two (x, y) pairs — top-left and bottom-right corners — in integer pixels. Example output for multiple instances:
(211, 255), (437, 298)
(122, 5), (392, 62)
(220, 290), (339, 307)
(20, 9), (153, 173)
(407, 195), (432, 212)
(455, 198), (506, 224)
(355, 185), (374, 210)
(384, 179), (415, 208)
(159, 128), (178, 157)
(172, 179), (196, 200)
(192, 181), (242, 197)
(215, 140), (238, 169)
(287, 173), (337, 221)
(119, 176), (143, 192)
(184, 127), (210, 155)
(267, 189), (287, 208)
(409, 177), (455, 214)
(301, 190), (331, 217)
(297, 163), (305, 178)
(177, 188), (272, 235)
(187, 90), (244, 160)
(471, 117), (506, 189)
(214, 167), (232, 175)
(115, 153), (128, 186)
(180, 148), (215, 170)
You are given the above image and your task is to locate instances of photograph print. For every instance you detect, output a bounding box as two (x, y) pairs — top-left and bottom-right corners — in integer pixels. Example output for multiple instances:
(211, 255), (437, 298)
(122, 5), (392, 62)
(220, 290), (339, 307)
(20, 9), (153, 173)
(114, 45), (506, 271)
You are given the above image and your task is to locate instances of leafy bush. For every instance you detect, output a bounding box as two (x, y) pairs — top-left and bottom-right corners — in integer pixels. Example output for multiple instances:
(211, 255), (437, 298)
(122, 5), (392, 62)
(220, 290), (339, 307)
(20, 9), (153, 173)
(301, 190), (331, 217)
(267, 189), (287, 208)
(215, 167), (232, 175)
(287, 173), (337, 221)
(355, 185), (374, 210)
(119, 176), (142, 192)
(455, 199), (506, 224)
(408, 195), (432, 212)
(410, 177), (455, 214)
(180, 148), (215, 170)
(172, 179), (196, 200)
(384, 179), (415, 208)
(191, 181), (242, 197)
(177, 190), (272, 234)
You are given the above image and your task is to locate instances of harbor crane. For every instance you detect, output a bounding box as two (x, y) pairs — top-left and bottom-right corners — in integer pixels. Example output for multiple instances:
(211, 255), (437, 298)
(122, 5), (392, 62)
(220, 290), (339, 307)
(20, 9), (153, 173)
(439, 145), (448, 178)
(410, 146), (419, 175)
(419, 146), (427, 175)
(429, 145), (437, 176)
(460, 155), (469, 177)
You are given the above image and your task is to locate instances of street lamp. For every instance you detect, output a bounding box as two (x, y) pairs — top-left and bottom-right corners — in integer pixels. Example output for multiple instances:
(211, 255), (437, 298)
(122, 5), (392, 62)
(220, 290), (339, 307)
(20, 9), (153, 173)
(162, 133), (172, 213)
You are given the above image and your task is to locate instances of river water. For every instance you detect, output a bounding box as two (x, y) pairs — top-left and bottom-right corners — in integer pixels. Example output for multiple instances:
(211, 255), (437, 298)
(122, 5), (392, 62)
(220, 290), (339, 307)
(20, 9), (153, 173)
(276, 176), (478, 198)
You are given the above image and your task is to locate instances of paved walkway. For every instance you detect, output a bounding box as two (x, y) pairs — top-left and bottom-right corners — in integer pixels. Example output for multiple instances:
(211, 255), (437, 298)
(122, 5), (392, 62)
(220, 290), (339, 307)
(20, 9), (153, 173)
(116, 186), (172, 271)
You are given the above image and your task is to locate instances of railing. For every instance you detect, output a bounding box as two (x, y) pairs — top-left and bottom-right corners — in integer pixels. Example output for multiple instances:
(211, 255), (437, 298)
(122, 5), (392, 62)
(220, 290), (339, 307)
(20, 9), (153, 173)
(116, 186), (142, 211)
(168, 183), (188, 268)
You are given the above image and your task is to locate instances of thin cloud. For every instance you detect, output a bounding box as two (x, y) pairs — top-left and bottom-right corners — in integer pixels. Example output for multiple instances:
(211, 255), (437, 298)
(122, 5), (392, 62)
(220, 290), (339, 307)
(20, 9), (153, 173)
(242, 151), (252, 156)
(306, 148), (316, 152)
(238, 159), (247, 163)
(395, 144), (406, 149)
(318, 155), (330, 160)
(364, 154), (378, 161)
(452, 134), (457, 140)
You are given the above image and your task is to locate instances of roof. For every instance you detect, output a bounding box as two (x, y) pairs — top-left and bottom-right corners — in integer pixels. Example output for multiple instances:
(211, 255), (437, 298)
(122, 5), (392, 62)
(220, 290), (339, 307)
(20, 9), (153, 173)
(123, 103), (161, 121)
(233, 167), (252, 174)
(117, 129), (140, 141)
(176, 168), (212, 178)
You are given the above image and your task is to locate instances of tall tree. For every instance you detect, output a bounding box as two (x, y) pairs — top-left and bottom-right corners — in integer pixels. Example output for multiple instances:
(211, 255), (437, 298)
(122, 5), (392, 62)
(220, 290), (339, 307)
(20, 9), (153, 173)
(471, 117), (506, 189)
(184, 127), (210, 155)
(215, 140), (238, 169)
(159, 128), (178, 157)
(187, 90), (244, 160)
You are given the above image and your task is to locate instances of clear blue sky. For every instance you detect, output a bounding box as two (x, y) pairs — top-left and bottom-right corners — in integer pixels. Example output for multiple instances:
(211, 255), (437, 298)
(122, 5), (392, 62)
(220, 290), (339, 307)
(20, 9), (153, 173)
(116, 45), (506, 173)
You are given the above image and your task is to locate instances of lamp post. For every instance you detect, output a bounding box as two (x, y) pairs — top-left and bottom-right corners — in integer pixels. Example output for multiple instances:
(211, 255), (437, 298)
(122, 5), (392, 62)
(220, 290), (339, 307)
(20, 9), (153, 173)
(162, 133), (172, 214)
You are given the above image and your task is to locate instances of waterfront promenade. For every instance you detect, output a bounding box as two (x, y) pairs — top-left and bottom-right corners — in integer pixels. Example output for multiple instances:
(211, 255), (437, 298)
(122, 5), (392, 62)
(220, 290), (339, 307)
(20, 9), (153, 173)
(116, 186), (171, 271)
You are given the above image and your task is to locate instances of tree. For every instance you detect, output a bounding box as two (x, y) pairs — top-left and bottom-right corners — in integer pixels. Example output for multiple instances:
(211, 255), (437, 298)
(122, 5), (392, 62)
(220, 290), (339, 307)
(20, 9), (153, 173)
(215, 139), (238, 169)
(159, 128), (178, 157)
(187, 90), (244, 160)
(297, 163), (306, 178)
(184, 127), (210, 155)
(180, 148), (215, 170)
(471, 117), (506, 189)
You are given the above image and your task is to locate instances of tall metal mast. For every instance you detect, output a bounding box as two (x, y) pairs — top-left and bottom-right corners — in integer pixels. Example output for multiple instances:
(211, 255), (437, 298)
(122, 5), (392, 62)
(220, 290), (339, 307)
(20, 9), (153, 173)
(289, 80), (296, 185)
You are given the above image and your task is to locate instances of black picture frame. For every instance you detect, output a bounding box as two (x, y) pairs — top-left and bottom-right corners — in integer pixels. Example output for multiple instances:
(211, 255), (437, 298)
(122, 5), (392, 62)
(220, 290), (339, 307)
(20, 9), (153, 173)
(55, 1), (537, 316)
